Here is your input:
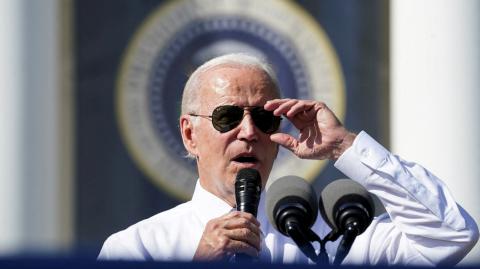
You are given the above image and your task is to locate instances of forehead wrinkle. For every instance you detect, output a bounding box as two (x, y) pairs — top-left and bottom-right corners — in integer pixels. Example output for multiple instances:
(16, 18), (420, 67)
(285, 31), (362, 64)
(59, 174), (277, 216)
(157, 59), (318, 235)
(211, 76), (230, 95)
(200, 66), (278, 111)
(212, 73), (276, 97)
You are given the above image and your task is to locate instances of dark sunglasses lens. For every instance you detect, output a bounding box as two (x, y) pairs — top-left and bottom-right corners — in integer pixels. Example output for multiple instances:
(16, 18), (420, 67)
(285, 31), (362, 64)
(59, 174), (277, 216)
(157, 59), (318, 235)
(251, 107), (281, 134)
(211, 105), (244, 133)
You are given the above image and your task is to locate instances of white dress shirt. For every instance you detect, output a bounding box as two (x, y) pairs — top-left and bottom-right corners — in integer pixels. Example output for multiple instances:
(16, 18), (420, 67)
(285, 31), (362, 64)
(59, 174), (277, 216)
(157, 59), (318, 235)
(98, 131), (478, 265)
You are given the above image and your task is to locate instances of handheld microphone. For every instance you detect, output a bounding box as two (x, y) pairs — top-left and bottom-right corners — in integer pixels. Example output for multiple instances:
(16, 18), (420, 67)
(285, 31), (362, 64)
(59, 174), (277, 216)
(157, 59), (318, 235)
(234, 168), (261, 262)
(318, 179), (375, 265)
(266, 175), (321, 263)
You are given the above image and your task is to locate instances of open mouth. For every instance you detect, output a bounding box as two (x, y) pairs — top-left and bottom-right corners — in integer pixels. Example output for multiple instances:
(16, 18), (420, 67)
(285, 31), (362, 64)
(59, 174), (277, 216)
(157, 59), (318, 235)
(233, 156), (259, 163)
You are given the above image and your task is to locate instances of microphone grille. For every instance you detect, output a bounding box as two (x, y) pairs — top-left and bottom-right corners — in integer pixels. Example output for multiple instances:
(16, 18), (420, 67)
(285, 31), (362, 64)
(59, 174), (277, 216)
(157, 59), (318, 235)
(235, 168), (261, 217)
(319, 179), (374, 231)
(236, 168), (261, 183)
(266, 175), (318, 232)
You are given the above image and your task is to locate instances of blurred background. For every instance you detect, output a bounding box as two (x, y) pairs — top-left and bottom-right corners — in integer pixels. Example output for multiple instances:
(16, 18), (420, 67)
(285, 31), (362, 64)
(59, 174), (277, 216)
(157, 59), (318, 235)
(0, 0), (478, 264)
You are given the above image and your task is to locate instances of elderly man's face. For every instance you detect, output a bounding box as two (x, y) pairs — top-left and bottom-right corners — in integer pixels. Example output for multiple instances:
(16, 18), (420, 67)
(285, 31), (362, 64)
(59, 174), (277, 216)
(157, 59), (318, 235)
(192, 66), (279, 205)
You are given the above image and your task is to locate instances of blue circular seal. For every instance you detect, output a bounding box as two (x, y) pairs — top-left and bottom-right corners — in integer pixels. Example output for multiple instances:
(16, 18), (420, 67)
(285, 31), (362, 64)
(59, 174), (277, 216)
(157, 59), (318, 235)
(117, 0), (345, 200)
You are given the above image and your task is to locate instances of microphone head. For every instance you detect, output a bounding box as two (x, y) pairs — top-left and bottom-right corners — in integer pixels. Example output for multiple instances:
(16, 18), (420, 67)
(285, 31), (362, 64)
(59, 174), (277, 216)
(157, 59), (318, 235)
(266, 175), (318, 235)
(319, 179), (374, 234)
(235, 168), (261, 217)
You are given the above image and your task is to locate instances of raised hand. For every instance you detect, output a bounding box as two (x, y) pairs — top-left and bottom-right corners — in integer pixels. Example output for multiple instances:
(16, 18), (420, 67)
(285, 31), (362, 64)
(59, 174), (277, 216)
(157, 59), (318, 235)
(264, 99), (356, 160)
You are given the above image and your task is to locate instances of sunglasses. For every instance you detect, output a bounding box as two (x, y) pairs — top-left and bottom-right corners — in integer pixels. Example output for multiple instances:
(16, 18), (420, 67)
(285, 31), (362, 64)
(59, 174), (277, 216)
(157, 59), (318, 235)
(189, 105), (282, 134)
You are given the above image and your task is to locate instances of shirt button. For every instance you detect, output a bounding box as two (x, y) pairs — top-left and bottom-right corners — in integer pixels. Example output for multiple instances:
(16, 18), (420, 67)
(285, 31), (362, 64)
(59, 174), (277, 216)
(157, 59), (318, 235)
(361, 148), (370, 158)
(412, 183), (422, 194)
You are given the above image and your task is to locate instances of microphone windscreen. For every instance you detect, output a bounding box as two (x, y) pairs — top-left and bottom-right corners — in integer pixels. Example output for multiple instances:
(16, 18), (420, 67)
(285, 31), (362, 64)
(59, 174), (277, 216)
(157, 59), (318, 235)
(266, 175), (318, 232)
(319, 179), (374, 231)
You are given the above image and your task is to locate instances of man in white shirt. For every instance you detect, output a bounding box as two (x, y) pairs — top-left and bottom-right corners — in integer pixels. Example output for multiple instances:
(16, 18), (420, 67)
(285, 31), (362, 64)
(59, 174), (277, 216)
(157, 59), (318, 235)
(98, 53), (478, 265)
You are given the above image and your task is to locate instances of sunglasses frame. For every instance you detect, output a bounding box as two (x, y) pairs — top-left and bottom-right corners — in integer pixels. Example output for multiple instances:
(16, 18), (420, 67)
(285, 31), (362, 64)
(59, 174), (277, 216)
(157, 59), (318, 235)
(189, 105), (282, 134)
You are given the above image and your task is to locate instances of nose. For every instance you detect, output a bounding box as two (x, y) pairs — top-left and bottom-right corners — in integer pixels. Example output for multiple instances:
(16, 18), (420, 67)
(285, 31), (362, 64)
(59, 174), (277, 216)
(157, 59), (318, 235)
(237, 113), (258, 142)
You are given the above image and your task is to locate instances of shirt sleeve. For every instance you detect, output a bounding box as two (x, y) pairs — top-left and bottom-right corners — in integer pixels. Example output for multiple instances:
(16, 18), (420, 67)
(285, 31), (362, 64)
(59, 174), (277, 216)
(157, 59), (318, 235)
(97, 229), (153, 261)
(334, 131), (479, 266)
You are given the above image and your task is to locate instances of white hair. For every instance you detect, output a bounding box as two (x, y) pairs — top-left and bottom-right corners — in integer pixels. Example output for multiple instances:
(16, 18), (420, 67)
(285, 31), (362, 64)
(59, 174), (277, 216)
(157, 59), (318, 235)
(181, 53), (281, 116)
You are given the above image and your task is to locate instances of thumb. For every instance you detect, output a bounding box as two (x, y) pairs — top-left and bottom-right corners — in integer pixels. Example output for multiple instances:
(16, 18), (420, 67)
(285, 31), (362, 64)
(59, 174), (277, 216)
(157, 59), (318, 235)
(270, 133), (298, 152)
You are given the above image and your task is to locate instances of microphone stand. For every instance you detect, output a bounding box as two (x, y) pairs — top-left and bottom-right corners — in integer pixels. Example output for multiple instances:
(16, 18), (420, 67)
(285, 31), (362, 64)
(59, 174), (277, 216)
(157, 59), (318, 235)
(280, 208), (369, 265)
(284, 220), (329, 265)
(283, 218), (367, 266)
(333, 220), (362, 265)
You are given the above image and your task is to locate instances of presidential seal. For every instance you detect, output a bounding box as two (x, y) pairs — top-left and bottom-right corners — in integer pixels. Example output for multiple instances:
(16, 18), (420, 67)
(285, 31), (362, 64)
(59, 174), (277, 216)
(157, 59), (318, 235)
(117, 0), (345, 200)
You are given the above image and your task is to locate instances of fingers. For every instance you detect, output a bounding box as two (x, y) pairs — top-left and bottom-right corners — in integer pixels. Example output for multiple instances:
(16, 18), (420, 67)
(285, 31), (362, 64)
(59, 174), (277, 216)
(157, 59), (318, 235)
(269, 133), (298, 153)
(222, 212), (261, 250)
(193, 211), (262, 261)
(224, 214), (261, 235)
(225, 228), (261, 252)
(288, 101), (317, 118)
(220, 238), (260, 258)
(224, 211), (260, 227)
(265, 99), (318, 118)
(265, 98), (350, 161)
(268, 99), (297, 116)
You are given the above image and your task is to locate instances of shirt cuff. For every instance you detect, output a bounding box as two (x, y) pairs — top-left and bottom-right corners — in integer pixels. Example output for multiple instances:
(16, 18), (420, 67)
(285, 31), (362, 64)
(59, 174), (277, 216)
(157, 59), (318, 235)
(334, 131), (389, 185)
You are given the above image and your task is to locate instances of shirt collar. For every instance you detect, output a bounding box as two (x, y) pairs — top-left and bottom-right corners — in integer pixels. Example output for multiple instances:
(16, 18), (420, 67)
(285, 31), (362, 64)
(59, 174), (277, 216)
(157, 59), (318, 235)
(191, 180), (235, 225)
(191, 180), (270, 229)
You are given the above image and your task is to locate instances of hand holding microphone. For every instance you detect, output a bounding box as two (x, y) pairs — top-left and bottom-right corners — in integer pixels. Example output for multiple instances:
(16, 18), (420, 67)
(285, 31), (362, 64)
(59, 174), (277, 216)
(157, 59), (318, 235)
(234, 168), (262, 262)
(193, 168), (262, 262)
(194, 169), (375, 264)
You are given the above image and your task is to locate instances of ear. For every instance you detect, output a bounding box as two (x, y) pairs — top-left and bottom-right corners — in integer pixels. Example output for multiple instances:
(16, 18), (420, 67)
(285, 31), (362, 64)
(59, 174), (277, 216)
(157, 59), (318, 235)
(179, 115), (198, 157)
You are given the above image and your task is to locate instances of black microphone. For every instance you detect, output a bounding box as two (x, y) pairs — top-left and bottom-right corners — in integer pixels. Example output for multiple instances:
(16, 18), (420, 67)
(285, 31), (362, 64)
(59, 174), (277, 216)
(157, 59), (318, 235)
(234, 168), (261, 262)
(266, 175), (321, 263)
(318, 179), (375, 265)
